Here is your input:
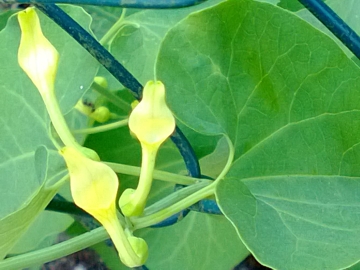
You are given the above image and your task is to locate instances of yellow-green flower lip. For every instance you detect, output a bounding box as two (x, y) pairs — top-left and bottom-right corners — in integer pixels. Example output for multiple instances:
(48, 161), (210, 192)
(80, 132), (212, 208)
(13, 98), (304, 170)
(60, 146), (118, 210)
(129, 80), (175, 145)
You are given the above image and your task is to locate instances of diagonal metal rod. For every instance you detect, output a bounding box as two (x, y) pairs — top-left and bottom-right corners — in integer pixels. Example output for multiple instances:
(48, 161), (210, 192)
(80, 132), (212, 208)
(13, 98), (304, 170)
(1, 0), (207, 8)
(298, 0), (360, 59)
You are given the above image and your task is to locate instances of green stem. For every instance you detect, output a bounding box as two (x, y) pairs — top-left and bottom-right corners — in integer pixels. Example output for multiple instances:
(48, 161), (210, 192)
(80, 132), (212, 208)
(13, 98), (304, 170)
(213, 135), (234, 184)
(143, 180), (211, 216)
(131, 182), (216, 230)
(133, 144), (158, 209)
(131, 135), (235, 229)
(105, 162), (206, 185)
(0, 227), (108, 270)
(119, 144), (159, 216)
(97, 209), (143, 267)
(99, 8), (126, 46)
(42, 92), (99, 160)
(104, 162), (204, 185)
(91, 82), (132, 112)
(72, 119), (129, 135)
(42, 92), (79, 150)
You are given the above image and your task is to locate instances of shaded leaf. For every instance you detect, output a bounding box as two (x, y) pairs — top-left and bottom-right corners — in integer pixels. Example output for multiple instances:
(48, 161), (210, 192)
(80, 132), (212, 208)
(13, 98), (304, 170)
(110, 0), (224, 85)
(138, 212), (248, 270)
(217, 176), (360, 269)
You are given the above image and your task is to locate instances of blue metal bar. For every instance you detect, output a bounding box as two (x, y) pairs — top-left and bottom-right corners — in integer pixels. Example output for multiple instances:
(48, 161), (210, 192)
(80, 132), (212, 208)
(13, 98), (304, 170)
(298, 0), (360, 59)
(1, 0), (207, 8)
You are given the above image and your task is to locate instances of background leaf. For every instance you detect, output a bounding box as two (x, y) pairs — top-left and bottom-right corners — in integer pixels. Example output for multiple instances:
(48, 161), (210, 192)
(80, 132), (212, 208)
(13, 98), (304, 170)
(110, 0), (224, 85)
(295, 0), (360, 60)
(155, 0), (360, 269)
(80, 6), (124, 40)
(138, 212), (248, 270)
(0, 5), (98, 258)
(9, 211), (73, 254)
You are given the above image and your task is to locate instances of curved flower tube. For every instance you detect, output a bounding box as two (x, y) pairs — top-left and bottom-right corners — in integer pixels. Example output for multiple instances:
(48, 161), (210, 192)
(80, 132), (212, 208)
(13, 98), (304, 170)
(60, 147), (148, 267)
(17, 7), (98, 160)
(119, 81), (175, 216)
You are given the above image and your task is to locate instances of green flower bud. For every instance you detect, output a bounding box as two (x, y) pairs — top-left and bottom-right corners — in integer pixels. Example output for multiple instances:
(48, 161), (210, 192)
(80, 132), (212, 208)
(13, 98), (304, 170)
(94, 76), (108, 88)
(127, 236), (148, 265)
(75, 99), (94, 116)
(90, 106), (111, 123)
(119, 188), (139, 216)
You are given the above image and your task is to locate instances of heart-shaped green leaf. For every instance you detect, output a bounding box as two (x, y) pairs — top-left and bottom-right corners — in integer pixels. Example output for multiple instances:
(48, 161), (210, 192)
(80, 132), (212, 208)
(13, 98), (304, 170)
(156, 0), (360, 269)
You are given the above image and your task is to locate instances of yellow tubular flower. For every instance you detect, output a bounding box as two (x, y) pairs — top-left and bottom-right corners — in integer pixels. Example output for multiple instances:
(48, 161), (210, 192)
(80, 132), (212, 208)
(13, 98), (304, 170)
(18, 7), (59, 96)
(18, 8), (99, 161)
(60, 147), (148, 267)
(129, 81), (175, 146)
(119, 81), (175, 216)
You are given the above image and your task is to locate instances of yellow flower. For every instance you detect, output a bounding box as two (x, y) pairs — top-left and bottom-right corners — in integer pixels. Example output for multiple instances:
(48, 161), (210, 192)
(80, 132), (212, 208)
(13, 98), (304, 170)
(119, 81), (175, 216)
(60, 147), (148, 267)
(129, 80), (175, 146)
(18, 7), (59, 96)
(18, 8), (99, 161)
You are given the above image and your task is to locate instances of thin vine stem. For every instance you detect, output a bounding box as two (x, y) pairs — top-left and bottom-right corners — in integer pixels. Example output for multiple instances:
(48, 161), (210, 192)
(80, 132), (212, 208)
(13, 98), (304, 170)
(131, 183), (216, 230)
(72, 119), (129, 135)
(105, 162), (207, 185)
(0, 227), (108, 270)
(131, 135), (234, 229)
(91, 82), (131, 112)
(99, 8), (127, 46)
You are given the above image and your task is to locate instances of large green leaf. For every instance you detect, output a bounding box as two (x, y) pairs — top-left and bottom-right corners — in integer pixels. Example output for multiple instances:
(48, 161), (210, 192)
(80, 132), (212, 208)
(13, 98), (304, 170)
(0, 6), (98, 258)
(156, 0), (360, 269)
(218, 176), (360, 269)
